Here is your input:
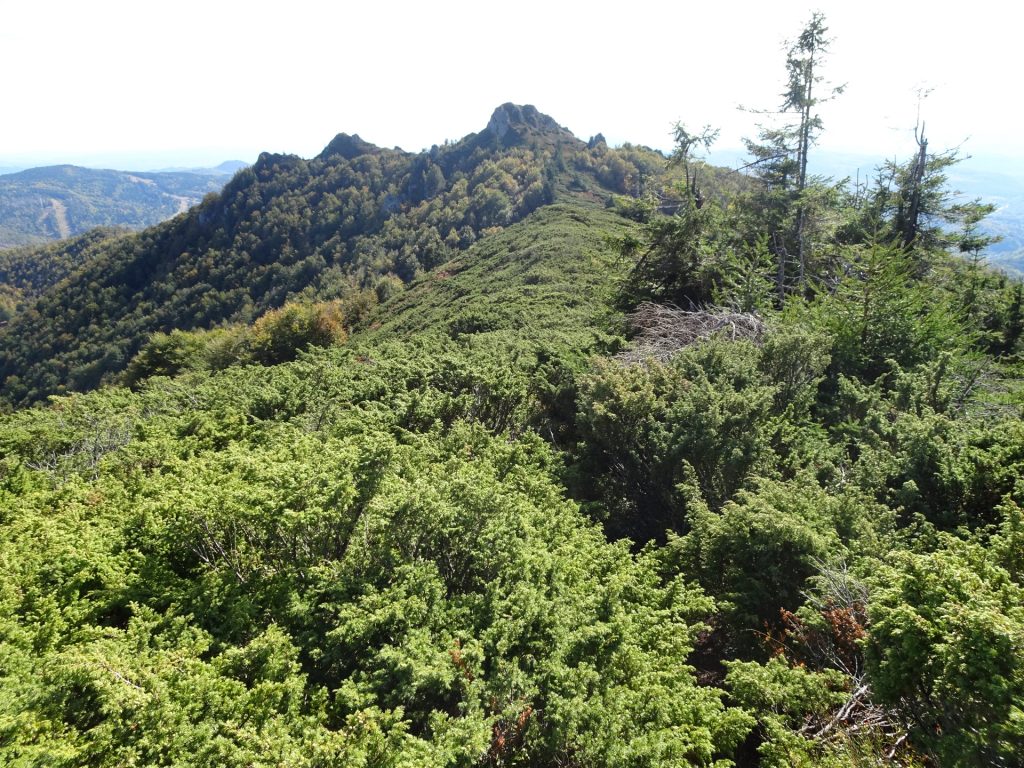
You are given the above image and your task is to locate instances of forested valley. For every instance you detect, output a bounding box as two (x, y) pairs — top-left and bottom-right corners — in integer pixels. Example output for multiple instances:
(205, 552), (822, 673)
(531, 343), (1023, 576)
(1, 15), (1022, 767)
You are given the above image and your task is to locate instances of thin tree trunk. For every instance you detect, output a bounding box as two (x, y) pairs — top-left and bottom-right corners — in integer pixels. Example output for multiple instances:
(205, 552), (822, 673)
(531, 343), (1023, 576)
(774, 232), (788, 303)
(795, 58), (814, 288)
(902, 129), (928, 250)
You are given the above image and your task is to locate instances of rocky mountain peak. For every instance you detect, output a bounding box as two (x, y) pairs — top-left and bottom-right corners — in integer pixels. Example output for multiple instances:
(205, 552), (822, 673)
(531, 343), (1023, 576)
(485, 103), (574, 145)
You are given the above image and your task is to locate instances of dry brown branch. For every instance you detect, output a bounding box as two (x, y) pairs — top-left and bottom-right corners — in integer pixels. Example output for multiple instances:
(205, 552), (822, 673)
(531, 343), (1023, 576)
(617, 302), (766, 363)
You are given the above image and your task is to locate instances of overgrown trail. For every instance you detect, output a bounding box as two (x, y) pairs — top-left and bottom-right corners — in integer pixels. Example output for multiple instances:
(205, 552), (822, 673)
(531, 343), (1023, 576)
(170, 194), (192, 215)
(49, 198), (70, 238)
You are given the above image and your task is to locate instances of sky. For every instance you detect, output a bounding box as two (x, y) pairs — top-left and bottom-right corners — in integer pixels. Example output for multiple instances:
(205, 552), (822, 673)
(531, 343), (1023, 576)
(2, 1), (1021, 174)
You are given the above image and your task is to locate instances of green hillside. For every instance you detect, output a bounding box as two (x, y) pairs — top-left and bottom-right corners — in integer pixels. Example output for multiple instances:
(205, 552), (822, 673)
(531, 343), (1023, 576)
(1, 58), (1023, 766)
(0, 104), (719, 407)
(1, 181), (746, 766)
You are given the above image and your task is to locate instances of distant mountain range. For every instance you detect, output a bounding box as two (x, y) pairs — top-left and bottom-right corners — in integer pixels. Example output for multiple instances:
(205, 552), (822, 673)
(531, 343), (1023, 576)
(0, 162), (247, 247)
(5, 146), (1021, 274)
(146, 160), (250, 176)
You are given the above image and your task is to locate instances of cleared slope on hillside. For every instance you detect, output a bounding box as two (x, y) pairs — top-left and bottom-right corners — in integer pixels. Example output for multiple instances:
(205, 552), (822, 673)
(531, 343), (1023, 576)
(361, 201), (630, 348)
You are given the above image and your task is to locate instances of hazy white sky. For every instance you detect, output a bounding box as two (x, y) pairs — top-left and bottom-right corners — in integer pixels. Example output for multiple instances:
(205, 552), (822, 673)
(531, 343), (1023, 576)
(2, 1), (1020, 170)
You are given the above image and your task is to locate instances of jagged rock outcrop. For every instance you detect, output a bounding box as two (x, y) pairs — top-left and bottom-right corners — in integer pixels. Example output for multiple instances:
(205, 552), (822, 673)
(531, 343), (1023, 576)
(485, 103), (576, 146)
(317, 133), (383, 161)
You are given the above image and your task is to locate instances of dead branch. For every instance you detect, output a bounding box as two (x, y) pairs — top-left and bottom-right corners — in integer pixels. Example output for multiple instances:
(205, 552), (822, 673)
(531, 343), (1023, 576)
(617, 302), (766, 363)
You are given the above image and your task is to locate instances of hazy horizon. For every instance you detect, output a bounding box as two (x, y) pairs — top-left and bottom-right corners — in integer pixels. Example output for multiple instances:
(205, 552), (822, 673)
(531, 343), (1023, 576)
(4, 135), (1023, 188)
(4, 1), (1020, 175)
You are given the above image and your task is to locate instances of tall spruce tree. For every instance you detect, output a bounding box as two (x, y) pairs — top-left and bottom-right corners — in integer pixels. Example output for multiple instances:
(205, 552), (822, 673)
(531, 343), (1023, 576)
(742, 12), (844, 300)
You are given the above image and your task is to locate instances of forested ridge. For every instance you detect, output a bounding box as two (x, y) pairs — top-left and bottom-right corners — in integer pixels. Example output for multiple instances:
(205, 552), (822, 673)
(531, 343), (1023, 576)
(2, 16), (1023, 767)
(0, 103), (716, 408)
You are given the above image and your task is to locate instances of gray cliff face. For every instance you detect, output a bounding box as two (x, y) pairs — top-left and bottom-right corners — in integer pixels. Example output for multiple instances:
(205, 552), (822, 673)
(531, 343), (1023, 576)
(485, 103), (572, 144)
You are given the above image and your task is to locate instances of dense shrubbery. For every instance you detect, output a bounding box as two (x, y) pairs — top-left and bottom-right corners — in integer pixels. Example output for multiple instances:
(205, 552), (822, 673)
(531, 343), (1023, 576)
(1, 68), (1023, 765)
(3, 175), (1021, 763)
(0, 285), (754, 764)
(123, 300), (348, 383)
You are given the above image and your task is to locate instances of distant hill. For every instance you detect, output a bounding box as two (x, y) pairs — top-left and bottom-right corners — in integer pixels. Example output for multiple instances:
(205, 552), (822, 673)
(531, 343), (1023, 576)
(0, 164), (245, 247)
(148, 160), (250, 176)
(946, 165), (1024, 275)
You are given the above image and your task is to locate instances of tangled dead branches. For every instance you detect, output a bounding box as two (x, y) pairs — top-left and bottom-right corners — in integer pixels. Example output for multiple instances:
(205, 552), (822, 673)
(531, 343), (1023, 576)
(617, 302), (766, 363)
